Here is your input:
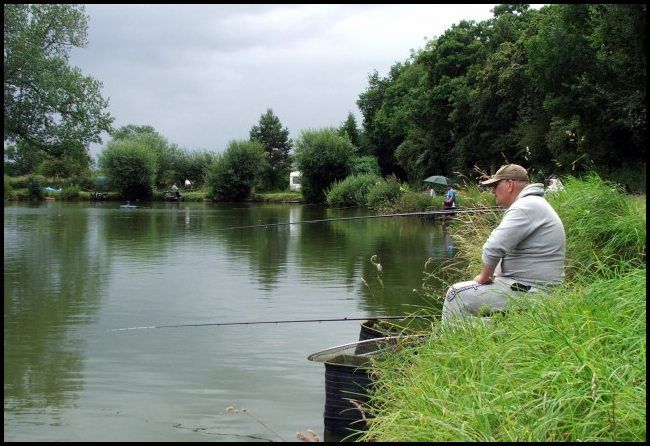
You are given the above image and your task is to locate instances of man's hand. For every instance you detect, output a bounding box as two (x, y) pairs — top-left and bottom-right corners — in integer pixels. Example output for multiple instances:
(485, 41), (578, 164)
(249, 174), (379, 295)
(474, 264), (495, 284)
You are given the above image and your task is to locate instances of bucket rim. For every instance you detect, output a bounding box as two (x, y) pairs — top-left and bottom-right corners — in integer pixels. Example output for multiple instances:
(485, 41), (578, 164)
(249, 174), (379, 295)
(307, 334), (427, 363)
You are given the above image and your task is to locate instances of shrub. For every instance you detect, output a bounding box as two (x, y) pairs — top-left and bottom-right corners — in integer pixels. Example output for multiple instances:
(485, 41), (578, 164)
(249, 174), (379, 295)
(4, 174), (14, 199)
(205, 140), (268, 201)
(60, 185), (81, 200)
(396, 190), (436, 212)
(294, 128), (358, 203)
(26, 174), (45, 201)
(349, 155), (381, 176)
(366, 176), (402, 212)
(99, 139), (158, 200)
(326, 173), (382, 207)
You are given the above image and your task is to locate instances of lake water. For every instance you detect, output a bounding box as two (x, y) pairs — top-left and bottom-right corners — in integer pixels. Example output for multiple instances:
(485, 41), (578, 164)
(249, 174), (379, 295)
(4, 201), (456, 442)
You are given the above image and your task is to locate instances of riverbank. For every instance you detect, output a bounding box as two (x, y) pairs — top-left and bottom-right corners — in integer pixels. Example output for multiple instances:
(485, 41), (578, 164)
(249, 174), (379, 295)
(361, 174), (646, 442)
(4, 185), (303, 204)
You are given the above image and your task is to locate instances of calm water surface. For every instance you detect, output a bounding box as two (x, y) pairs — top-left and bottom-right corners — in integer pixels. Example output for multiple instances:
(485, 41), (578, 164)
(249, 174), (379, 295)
(4, 201), (455, 442)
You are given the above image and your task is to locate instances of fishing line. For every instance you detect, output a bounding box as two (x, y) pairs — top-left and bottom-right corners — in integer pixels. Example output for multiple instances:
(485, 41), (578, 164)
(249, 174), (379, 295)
(108, 315), (434, 332)
(218, 207), (500, 231)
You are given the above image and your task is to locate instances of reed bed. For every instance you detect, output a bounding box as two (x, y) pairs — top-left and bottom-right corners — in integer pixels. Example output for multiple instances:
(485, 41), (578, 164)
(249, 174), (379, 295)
(362, 174), (646, 442)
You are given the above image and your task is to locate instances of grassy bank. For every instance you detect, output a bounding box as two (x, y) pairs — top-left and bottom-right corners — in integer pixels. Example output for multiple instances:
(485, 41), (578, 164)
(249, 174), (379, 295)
(362, 175), (646, 442)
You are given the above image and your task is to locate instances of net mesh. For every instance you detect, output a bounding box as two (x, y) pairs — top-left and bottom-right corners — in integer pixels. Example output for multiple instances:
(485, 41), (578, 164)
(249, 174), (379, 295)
(307, 334), (427, 364)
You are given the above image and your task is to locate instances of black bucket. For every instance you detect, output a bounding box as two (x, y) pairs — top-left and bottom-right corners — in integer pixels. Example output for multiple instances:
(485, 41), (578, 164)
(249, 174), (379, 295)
(309, 335), (423, 441)
(355, 319), (402, 355)
(323, 355), (373, 439)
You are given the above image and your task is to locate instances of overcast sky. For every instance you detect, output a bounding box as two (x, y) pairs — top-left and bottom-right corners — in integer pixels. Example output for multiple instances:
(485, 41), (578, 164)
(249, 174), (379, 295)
(70, 4), (504, 159)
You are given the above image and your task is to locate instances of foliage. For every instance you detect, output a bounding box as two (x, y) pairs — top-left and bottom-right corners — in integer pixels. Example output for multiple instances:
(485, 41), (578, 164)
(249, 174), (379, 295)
(366, 176), (403, 212)
(249, 108), (293, 191)
(596, 164), (646, 195)
(109, 125), (175, 189)
(349, 155), (381, 176)
(338, 111), (362, 148)
(98, 138), (158, 200)
(3, 4), (113, 154)
(205, 140), (268, 201)
(176, 150), (218, 190)
(396, 190), (437, 213)
(547, 174), (646, 278)
(4, 139), (92, 178)
(293, 128), (358, 203)
(253, 191), (303, 203)
(26, 174), (45, 201)
(356, 4), (646, 191)
(106, 124), (216, 191)
(4, 174), (14, 199)
(4, 142), (45, 176)
(325, 173), (381, 207)
(59, 185), (81, 200)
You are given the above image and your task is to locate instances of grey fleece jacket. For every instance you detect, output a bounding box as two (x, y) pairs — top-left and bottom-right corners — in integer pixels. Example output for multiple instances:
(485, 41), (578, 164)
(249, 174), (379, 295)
(482, 183), (566, 287)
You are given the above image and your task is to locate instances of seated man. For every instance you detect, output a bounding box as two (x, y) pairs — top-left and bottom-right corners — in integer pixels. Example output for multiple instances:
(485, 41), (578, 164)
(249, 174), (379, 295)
(442, 164), (566, 322)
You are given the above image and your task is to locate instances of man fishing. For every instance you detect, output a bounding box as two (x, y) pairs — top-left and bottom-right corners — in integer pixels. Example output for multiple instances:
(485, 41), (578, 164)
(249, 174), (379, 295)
(441, 164), (566, 322)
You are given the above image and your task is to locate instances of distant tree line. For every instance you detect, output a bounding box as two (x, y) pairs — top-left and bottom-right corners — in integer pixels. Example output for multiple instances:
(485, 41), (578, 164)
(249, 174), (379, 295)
(5, 4), (646, 201)
(356, 4), (646, 189)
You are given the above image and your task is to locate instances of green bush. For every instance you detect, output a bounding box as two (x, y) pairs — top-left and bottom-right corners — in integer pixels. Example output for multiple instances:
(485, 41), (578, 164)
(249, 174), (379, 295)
(4, 174), (14, 199)
(205, 140), (268, 201)
(366, 176), (403, 212)
(396, 190), (436, 212)
(599, 164), (646, 194)
(349, 155), (381, 176)
(9, 175), (33, 189)
(26, 174), (45, 201)
(60, 185), (81, 200)
(326, 173), (381, 207)
(99, 139), (158, 200)
(294, 128), (358, 203)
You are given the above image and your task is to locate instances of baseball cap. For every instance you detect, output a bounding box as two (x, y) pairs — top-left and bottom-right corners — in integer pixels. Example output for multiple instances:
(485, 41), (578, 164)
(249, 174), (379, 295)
(480, 164), (529, 186)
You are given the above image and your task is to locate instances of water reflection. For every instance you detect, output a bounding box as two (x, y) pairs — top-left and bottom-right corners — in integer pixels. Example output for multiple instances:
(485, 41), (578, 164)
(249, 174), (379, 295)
(4, 202), (457, 441)
(4, 203), (107, 419)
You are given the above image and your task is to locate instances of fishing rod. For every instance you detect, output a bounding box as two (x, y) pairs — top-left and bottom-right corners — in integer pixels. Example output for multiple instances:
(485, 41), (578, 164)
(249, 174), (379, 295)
(108, 315), (434, 332)
(219, 206), (500, 231)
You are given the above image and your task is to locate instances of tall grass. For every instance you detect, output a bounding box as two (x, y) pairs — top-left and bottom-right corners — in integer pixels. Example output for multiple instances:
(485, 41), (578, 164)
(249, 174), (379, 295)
(362, 174), (646, 442)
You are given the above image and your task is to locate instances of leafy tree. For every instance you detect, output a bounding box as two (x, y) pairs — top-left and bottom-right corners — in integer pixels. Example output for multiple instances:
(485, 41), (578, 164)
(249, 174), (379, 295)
(357, 66), (409, 178)
(4, 4), (113, 155)
(109, 124), (179, 189)
(4, 139), (92, 177)
(349, 155), (381, 176)
(110, 124), (159, 141)
(338, 112), (361, 148)
(175, 150), (218, 190)
(98, 139), (157, 200)
(4, 142), (45, 176)
(36, 140), (92, 178)
(525, 4), (646, 174)
(293, 128), (358, 203)
(205, 140), (268, 201)
(249, 109), (292, 191)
